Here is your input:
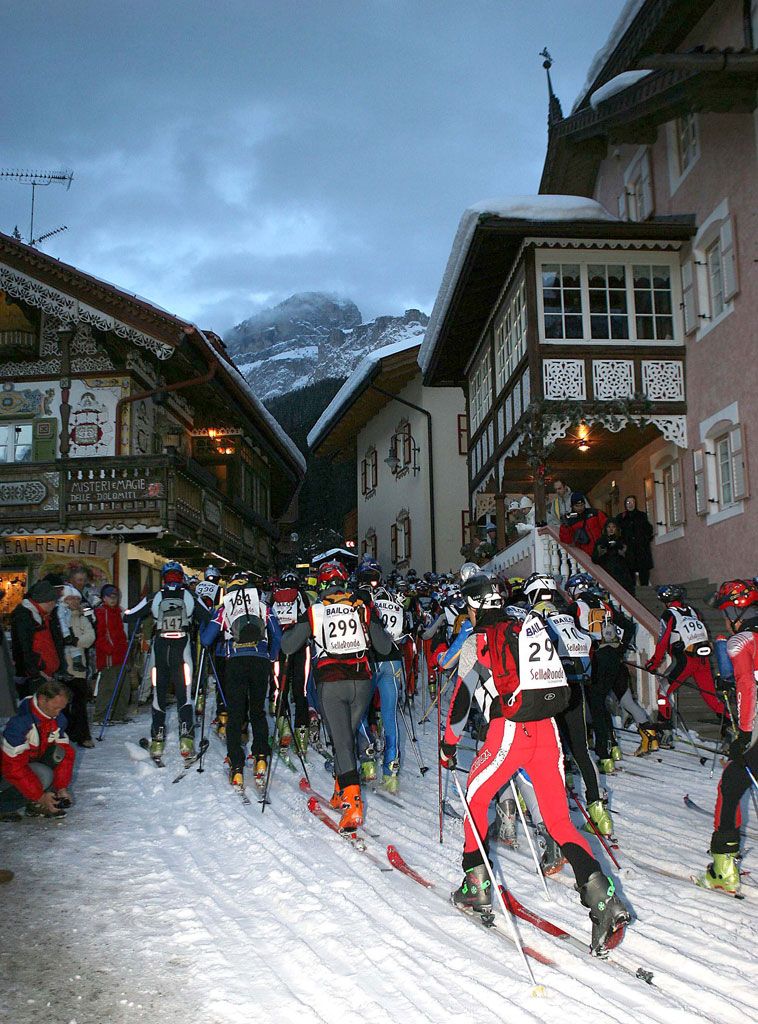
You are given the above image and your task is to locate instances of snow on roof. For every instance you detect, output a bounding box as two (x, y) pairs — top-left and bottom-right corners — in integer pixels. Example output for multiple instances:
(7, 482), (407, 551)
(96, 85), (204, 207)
(418, 195), (617, 375)
(307, 335), (421, 450)
(589, 69), (652, 108)
(572, 0), (647, 113)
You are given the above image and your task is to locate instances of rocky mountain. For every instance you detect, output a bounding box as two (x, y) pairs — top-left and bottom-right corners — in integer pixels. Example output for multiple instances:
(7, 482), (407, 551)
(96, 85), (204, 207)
(224, 292), (428, 401)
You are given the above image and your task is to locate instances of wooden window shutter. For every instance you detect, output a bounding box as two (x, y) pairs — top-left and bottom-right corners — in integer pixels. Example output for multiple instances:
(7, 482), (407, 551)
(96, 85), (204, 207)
(461, 509), (470, 546)
(640, 149), (654, 219)
(731, 424), (749, 500)
(405, 517), (412, 560)
(672, 458), (685, 525)
(720, 216), (738, 301)
(617, 192), (627, 221)
(390, 523), (398, 563)
(693, 447), (707, 515)
(681, 259), (697, 335)
(360, 458), (366, 495)
(402, 425), (411, 466)
(32, 417), (57, 461)
(457, 413), (468, 455)
(370, 450), (377, 489)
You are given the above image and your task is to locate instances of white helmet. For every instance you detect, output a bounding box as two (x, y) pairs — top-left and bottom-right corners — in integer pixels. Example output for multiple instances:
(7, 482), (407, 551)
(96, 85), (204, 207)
(459, 561), (480, 583)
(523, 572), (558, 606)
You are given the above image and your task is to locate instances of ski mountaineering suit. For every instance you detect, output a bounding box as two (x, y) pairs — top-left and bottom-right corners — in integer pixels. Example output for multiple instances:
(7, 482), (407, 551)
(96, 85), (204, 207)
(648, 602), (725, 720)
(357, 585), (405, 776)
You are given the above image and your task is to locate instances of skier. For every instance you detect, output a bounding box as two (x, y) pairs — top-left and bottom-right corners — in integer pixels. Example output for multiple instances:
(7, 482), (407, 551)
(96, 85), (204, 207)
(125, 561), (209, 761)
(200, 572), (281, 790)
(280, 560), (391, 831)
(271, 570), (311, 754)
(698, 580), (758, 893)
(355, 560), (404, 793)
(441, 573), (631, 955)
(194, 565), (225, 730)
(646, 584), (724, 744)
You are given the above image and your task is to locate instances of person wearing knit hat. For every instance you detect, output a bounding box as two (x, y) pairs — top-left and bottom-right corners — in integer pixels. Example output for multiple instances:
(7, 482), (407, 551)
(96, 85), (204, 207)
(10, 582), (65, 698)
(558, 492), (607, 557)
(57, 585), (96, 747)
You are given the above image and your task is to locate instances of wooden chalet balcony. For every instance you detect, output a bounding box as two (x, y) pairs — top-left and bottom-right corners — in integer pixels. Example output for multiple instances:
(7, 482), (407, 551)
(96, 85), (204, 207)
(0, 455), (277, 555)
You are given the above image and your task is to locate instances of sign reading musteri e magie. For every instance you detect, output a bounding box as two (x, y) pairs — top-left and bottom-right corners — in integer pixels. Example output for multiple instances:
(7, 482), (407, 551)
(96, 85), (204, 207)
(67, 476), (164, 504)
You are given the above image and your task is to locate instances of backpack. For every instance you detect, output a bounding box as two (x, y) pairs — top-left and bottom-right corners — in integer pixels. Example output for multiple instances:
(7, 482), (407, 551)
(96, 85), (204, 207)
(153, 587), (192, 638)
(311, 594), (369, 659)
(373, 597), (404, 642)
(483, 611), (569, 722)
(545, 612), (592, 683)
(222, 586), (265, 646)
(669, 606), (712, 657)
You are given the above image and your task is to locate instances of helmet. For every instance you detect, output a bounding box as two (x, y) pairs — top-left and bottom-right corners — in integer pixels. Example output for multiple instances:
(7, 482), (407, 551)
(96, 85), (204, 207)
(228, 571), (252, 590)
(279, 570), (300, 587)
(461, 573), (502, 611)
(162, 560), (184, 585)
(459, 561), (480, 583)
(524, 572), (558, 606)
(565, 572), (595, 599)
(656, 584), (686, 604)
(712, 580), (758, 618)
(357, 559), (382, 584)
(204, 565), (222, 582)
(318, 560), (349, 589)
(505, 604), (528, 622)
(504, 576), (526, 603)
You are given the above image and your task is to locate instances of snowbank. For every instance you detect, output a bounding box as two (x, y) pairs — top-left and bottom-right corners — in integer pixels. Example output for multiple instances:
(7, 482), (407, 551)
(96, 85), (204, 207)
(418, 196), (617, 375)
(590, 69), (652, 108)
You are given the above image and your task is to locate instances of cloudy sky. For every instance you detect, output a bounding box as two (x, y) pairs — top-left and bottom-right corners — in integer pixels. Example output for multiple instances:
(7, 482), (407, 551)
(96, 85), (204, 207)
(2, 1), (624, 334)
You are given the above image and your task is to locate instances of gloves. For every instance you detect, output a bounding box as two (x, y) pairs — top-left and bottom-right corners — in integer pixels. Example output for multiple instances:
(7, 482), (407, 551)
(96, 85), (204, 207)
(439, 742), (457, 771)
(728, 730), (753, 764)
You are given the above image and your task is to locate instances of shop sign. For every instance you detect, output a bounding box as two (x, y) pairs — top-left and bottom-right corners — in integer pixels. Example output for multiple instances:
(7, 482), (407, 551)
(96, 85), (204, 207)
(68, 477), (163, 503)
(1, 534), (115, 558)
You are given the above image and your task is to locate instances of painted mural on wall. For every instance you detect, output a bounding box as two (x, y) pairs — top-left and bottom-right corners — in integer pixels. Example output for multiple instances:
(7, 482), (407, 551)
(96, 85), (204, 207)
(0, 382), (55, 419)
(67, 377), (128, 457)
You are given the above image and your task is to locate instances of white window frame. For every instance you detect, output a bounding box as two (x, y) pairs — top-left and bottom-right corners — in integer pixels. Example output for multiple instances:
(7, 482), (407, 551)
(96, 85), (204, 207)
(0, 421), (33, 464)
(699, 401), (747, 526)
(621, 146), (654, 221)
(536, 250), (684, 346)
(666, 113), (700, 195)
(691, 200), (738, 341)
(468, 346), (492, 433)
(650, 444), (685, 545)
(493, 278), (527, 395)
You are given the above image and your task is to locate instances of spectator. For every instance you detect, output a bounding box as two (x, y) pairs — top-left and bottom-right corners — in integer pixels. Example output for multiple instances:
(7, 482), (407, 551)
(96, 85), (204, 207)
(58, 585), (96, 748)
(10, 580), (64, 699)
(616, 496), (655, 587)
(0, 587), (16, 718)
(94, 584), (132, 724)
(0, 677), (74, 819)
(547, 478), (574, 527)
(559, 492), (607, 556)
(592, 519), (636, 595)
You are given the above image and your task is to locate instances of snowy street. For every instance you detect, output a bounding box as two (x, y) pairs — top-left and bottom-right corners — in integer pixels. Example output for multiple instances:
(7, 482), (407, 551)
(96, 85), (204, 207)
(3, 707), (757, 1024)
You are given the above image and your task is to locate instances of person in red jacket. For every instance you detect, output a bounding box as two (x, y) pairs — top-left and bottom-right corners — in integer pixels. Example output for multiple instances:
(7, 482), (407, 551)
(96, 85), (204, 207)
(94, 585), (131, 724)
(558, 493), (607, 556)
(0, 678), (75, 818)
(10, 580), (64, 698)
(698, 580), (758, 893)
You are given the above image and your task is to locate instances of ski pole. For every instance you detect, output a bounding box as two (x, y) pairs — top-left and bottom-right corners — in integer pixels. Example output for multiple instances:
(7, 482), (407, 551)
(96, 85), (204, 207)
(398, 698), (428, 776)
(569, 788), (620, 870)
(419, 669), (452, 725)
(710, 701), (727, 778)
(437, 674), (443, 845)
(261, 667), (287, 811)
(282, 670), (310, 786)
(399, 660), (420, 746)
(196, 654), (211, 775)
(97, 625), (140, 742)
(451, 771), (545, 996)
(672, 702), (709, 766)
(510, 779), (552, 902)
(197, 650), (227, 774)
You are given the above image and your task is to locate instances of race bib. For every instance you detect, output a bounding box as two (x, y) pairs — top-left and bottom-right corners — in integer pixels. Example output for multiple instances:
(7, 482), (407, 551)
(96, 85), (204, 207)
(549, 613), (593, 658)
(195, 580), (220, 604)
(322, 603), (366, 655)
(274, 599), (298, 627)
(374, 598), (404, 641)
(223, 588), (262, 628)
(517, 612), (567, 693)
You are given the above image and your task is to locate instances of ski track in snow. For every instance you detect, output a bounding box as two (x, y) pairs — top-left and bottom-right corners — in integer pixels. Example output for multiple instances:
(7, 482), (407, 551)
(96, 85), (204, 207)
(2, 705), (757, 1024)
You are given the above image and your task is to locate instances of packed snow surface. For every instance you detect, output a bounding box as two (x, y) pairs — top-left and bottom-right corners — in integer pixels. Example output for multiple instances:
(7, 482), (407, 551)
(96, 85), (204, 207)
(3, 701), (757, 1024)
(590, 70), (653, 109)
(418, 196), (616, 375)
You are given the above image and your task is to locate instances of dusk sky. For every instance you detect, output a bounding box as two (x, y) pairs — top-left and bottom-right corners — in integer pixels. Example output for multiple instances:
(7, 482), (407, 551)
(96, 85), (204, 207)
(2, 1), (625, 334)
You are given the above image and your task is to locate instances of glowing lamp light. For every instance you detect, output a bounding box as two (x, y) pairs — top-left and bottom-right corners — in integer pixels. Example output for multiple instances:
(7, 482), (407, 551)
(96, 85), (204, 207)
(577, 440), (590, 453)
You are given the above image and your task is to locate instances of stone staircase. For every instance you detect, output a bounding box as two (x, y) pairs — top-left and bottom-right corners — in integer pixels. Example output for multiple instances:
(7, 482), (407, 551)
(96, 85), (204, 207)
(634, 578), (726, 743)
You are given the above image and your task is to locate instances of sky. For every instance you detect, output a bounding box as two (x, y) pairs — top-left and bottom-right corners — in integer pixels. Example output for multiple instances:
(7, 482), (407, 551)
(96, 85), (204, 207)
(1, 1), (625, 335)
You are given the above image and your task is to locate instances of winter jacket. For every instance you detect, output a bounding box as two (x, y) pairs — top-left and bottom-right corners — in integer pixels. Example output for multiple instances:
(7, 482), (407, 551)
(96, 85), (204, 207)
(0, 695), (74, 800)
(615, 509), (654, 573)
(60, 606), (96, 678)
(94, 604), (129, 670)
(10, 600), (64, 682)
(559, 508), (607, 555)
(591, 536), (636, 594)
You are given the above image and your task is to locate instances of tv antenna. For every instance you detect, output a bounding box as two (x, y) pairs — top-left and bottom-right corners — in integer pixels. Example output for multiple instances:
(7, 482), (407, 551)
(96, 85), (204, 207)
(0, 167), (74, 246)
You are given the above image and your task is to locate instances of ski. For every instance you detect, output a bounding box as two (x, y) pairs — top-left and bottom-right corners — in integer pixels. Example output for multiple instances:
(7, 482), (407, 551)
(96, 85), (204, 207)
(369, 786), (406, 810)
(139, 736), (165, 768)
(385, 845), (553, 965)
(306, 797), (392, 871)
(298, 777), (380, 838)
(683, 794), (758, 840)
(171, 739), (210, 782)
(442, 799), (463, 821)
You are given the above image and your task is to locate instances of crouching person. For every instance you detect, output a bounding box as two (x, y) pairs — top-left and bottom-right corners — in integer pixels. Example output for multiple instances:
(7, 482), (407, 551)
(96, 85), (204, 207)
(0, 678), (75, 819)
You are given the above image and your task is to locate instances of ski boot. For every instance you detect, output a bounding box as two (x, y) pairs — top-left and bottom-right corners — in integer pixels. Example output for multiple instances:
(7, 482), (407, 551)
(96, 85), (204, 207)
(428, 679), (437, 700)
(329, 779), (343, 809)
(276, 716), (293, 748)
(584, 799), (614, 838)
(149, 728), (165, 760)
(451, 864), (493, 921)
(580, 871), (631, 956)
(536, 824), (567, 876)
(598, 757), (615, 775)
(195, 688), (205, 718)
(215, 710), (228, 739)
(634, 724), (659, 756)
(229, 768), (244, 791)
(610, 744), (622, 763)
(657, 725), (675, 749)
(294, 725), (308, 757)
(699, 853), (740, 894)
(254, 755), (268, 786)
(179, 734), (195, 760)
(360, 747), (377, 783)
(370, 713), (385, 755)
(339, 784), (363, 831)
(378, 760), (400, 795)
(492, 798), (517, 846)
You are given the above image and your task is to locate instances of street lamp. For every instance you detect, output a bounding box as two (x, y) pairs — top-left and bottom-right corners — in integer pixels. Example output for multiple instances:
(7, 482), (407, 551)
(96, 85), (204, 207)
(384, 431), (420, 475)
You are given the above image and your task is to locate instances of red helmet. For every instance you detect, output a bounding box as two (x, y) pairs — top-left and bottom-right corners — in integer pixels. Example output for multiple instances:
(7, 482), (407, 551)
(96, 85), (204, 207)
(713, 579), (758, 613)
(317, 560), (348, 588)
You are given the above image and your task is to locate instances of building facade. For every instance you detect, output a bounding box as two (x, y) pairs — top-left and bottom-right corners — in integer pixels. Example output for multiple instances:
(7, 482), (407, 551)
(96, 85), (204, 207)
(0, 232), (304, 621)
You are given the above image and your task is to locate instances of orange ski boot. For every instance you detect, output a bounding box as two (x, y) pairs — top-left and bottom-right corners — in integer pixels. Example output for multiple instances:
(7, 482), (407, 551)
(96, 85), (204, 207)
(339, 784), (364, 832)
(329, 779), (343, 809)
